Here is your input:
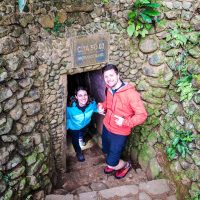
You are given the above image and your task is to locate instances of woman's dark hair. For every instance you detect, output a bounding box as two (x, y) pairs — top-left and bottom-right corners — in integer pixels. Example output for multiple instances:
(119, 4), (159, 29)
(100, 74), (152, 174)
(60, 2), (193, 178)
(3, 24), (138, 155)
(69, 86), (94, 106)
(102, 64), (119, 75)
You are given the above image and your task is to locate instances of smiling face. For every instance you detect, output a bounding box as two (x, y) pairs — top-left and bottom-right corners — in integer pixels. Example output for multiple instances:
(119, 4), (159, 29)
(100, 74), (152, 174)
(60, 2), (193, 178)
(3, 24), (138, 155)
(103, 69), (121, 89)
(75, 90), (88, 107)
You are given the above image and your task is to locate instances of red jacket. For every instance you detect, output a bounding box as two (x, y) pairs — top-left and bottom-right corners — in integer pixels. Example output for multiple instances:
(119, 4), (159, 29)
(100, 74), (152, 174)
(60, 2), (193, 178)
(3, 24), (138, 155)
(101, 83), (147, 136)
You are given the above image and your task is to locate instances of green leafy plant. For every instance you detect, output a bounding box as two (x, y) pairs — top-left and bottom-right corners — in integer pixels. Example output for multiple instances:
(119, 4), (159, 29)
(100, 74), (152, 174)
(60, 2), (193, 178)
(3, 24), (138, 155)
(165, 27), (198, 102)
(176, 74), (197, 101)
(166, 28), (189, 48)
(52, 16), (64, 33)
(166, 128), (194, 161)
(102, 0), (109, 4)
(193, 190), (200, 200)
(127, 0), (161, 38)
(175, 55), (197, 102)
(0, 171), (11, 184)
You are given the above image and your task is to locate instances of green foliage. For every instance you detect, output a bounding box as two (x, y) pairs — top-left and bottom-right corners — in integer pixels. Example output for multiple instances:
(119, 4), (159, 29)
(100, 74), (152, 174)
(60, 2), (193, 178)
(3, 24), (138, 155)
(166, 128), (194, 161)
(165, 26), (199, 102)
(127, 0), (161, 38)
(175, 54), (197, 102)
(166, 28), (189, 48)
(193, 74), (200, 84)
(176, 74), (197, 102)
(0, 171), (11, 184)
(102, 0), (109, 4)
(193, 190), (200, 200)
(45, 15), (66, 35)
(52, 16), (64, 33)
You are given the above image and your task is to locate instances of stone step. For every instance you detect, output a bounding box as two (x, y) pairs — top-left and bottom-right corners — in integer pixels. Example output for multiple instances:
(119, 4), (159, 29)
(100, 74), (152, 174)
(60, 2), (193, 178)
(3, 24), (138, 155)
(60, 144), (148, 193)
(46, 179), (177, 200)
(62, 164), (147, 192)
(51, 144), (176, 200)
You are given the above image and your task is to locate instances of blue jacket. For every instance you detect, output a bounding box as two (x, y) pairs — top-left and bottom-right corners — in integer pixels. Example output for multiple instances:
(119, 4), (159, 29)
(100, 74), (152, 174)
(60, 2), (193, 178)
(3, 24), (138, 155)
(66, 100), (98, 130)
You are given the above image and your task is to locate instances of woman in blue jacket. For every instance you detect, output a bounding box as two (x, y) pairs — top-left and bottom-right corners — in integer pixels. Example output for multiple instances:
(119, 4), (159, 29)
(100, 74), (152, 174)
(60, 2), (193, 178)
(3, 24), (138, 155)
(66, 86), (98, 162)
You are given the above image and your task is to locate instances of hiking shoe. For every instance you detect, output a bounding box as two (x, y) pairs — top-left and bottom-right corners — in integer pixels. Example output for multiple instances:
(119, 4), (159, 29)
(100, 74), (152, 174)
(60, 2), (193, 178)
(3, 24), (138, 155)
(115, 162), (132, 179)
(76, 153), (85, 162)
(104, 166), (115, 174)
(79, 138), (86, 148)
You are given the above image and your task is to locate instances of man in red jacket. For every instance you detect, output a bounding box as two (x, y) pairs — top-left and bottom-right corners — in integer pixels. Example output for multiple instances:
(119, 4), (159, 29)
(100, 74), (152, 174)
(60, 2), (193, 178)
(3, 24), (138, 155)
(98, 64), (147, 179)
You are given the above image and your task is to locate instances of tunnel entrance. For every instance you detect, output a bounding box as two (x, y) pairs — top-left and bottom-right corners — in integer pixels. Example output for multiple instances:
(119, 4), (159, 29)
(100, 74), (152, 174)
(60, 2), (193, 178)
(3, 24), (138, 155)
(56, 67), (141, 191)
(67, 69), (105, 103)
(56, 68), (143, 191)
(58, 67), (140, 176)
(66, 69), (105, 162)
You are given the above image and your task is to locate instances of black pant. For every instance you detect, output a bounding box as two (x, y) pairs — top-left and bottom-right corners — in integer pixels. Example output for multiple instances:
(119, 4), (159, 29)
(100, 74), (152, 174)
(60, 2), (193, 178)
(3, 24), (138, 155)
(68, 128), (86, 154)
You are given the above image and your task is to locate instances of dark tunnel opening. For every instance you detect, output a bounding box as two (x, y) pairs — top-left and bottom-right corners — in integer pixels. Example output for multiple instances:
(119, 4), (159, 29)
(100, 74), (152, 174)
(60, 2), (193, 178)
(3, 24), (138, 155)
(66, 69), (105, 160)
(67, 69), (105, 104)
(63, 69), (141, 182)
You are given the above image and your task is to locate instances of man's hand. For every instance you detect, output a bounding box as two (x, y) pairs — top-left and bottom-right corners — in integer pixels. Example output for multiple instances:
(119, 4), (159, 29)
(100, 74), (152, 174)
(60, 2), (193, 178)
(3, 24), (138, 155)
(114, 115), (124, 126)
(98, 103), (105, 115)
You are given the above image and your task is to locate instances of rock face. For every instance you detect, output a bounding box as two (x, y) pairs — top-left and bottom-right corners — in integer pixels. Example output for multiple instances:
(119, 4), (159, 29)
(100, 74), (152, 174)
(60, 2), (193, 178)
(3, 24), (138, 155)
(0, 0), (200, 200)
(139, 36), (159, 54)
(39, 15), (54, 28)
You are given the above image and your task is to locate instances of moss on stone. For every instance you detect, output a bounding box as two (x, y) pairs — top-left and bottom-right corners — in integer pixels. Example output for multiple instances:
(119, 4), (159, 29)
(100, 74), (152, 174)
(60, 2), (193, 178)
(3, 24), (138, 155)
(40, 164), (49, 175)
(149, 158), (161, 179)
(192, 114), (200, 132)
(147, 107), (154, 116)
(141, 91), (163, 104)
(147, 132), (158, 146)
(193, 74), (200, 84)
(138, 144), (156, 170)
(167, 101), (179, 115)
(25, 151), (38, 166)
(158, 126), (170, 142)
(3, 188), (13, 200)
(19, 178), (26, 190)
(188, 46), (200, 59)
(43, 175), (51, 186)
(166, 49), (181, 57)
(187, 32), (200, 44)
(137, 80), (150, 91)
(155, 145), (190, 200)
(140, 126), (153, 138)
(184, 167), (200, 181)
(9, 166), (25, 180)
(165, 57), (177, 71)
(27, 153), (45, 176)
(189, 182), (200, 199)
(152, 88), (166, 98)
(150, 116), (160, 128)
(159, 40), (171, 52)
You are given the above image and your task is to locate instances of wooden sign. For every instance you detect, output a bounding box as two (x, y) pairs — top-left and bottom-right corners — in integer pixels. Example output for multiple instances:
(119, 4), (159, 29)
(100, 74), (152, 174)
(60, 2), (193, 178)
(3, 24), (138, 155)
(71, 32), (110, 68)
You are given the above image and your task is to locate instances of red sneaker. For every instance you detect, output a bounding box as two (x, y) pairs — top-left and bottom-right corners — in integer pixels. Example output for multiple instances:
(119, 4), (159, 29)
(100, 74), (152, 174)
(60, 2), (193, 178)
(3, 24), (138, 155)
(115, 162), (132, 179)
(104, 166), (115, 174)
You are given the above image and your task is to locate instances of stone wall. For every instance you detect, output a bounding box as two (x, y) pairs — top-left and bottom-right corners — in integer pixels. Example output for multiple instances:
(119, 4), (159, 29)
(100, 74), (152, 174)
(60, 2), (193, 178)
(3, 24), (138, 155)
(0, 0), (200, 199)
(0, 0), (54, 199)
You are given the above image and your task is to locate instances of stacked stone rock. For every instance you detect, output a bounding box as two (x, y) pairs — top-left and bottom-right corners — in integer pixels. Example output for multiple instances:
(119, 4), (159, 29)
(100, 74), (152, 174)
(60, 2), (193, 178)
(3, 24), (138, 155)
(129, 1), (200, 199)
(0, 0), (53, 199)
(0, 0), (200, 199)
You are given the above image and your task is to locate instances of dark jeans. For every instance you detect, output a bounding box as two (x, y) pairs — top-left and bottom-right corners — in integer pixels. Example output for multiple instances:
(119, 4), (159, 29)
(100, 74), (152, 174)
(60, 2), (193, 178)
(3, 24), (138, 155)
(68, 128), (86, 154)
(102, 126), (128, 166)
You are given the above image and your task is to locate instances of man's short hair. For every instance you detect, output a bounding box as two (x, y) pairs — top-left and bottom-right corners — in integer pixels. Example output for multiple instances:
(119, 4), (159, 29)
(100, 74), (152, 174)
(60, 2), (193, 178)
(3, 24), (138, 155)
(102, 64), (119, 74)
